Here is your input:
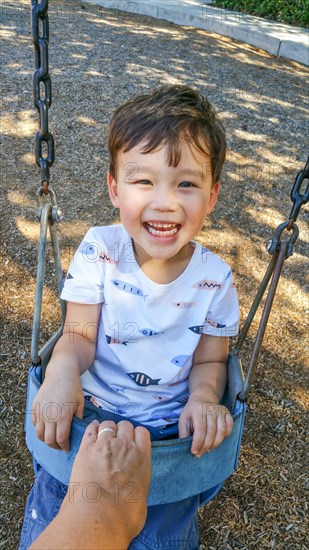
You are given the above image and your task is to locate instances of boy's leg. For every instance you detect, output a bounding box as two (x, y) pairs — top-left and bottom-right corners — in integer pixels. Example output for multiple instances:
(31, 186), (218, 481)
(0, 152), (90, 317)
(129, 496), (200, 550)
(18, 460), (67, 550)
(127, 421), (200, 550)
(19, 463), (200, 550)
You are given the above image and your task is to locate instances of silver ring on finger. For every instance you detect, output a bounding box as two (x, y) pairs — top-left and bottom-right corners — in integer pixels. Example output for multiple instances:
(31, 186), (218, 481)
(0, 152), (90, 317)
(98, 427), (116, 437)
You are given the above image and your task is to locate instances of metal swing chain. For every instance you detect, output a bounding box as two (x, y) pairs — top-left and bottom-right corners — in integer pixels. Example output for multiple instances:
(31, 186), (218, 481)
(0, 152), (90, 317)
(233, 156), (309, 402)
(31, 0), (54, 193)
(30, 0), (66, 364)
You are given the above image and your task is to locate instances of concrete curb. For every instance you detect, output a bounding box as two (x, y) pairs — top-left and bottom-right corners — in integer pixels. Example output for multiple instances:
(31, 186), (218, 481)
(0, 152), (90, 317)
(81, 0), (309, 66)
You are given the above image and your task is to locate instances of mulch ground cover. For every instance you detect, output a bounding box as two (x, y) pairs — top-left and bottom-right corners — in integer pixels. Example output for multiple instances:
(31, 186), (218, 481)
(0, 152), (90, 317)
(1, 1), (308, 548)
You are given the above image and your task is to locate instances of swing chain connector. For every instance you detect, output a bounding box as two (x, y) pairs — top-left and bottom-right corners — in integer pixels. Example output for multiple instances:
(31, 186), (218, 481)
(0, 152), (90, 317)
(266, 156), (309, 259)
(36, 186), (63, 223)
(266, 221), (299, 259)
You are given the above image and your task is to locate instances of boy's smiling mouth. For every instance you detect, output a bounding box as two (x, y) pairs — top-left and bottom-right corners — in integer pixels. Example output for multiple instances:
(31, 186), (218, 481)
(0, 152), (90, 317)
(144, 222), (180, 237)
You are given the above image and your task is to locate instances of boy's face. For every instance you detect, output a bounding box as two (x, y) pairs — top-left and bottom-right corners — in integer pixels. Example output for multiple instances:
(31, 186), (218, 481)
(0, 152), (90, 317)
(107, 139), (219, 265)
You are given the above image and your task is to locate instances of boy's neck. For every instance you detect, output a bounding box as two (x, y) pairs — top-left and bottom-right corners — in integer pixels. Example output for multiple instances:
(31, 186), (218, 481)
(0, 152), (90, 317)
(133, 241), (195, 284)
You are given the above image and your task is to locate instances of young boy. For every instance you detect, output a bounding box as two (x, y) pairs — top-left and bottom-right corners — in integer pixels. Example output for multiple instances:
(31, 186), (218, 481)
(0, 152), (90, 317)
(20, 85), (239, 549)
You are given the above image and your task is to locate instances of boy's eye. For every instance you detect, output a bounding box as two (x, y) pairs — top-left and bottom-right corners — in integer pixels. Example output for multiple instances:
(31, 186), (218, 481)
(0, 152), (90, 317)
(178, 181), (196, 188)
(135, 179), (151, 185)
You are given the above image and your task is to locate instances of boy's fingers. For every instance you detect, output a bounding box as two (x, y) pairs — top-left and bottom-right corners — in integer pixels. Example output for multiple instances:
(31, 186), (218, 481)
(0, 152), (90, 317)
(31, 403), (39, 427)
(191, 409), (208, 454)
(178, 414), (191, 439)
(209, 413), (233, 450)
(44, 422), (61, 450)
(208, 416), (226, 450)
(35, 420), (45, 442)
(191, 424), (207, 455)
(197, 415), (217, 454)
(55, 402), (85, 451)
(226, 413), (234, 436)
(75, 401), (84, 420)
(56, 413), (74, 451)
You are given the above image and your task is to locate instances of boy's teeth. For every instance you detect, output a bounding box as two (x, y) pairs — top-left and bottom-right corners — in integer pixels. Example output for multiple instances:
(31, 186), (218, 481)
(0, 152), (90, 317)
(146, 222), (178, 236)
(149, 223), (176, 228)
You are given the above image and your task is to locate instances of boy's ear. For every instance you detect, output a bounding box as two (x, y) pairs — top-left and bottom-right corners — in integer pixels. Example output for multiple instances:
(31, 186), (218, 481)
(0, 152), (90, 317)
(207, 180), (220, 214)
(107, 173), (119, 208)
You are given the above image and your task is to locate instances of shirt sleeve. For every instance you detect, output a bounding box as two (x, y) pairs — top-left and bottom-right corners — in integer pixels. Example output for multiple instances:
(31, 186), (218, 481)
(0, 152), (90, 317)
(203, 268), (239, 337)
(60, 227), (105, 304)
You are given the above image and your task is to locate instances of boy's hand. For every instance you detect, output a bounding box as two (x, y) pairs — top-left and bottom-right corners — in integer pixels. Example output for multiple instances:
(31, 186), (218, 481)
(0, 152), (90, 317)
(178, 395), (233, 457)
(32, 369), (85, 451)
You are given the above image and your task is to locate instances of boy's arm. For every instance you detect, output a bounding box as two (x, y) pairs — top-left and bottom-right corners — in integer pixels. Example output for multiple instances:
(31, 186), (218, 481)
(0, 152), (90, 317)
(178, 335), (233, 457)
(32, 302), (102, 451)
(46, 301), (102, 376)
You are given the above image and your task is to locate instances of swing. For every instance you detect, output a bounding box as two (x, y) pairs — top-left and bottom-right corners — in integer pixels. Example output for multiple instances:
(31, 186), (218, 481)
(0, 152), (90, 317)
(24, 0), (309, 507)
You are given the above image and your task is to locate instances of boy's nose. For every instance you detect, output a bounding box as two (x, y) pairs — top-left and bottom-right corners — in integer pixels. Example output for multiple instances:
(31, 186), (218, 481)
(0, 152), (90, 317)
(151, 187), (178, 211)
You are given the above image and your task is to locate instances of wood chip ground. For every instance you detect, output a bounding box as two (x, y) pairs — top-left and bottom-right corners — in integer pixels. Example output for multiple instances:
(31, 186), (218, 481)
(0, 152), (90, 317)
(1, 1), (308, 548)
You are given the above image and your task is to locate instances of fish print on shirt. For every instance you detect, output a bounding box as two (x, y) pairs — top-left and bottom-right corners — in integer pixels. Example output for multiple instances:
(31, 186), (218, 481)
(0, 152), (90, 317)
(193, 279), (221, 290)
(153, 394), (170, 402)
(177, 396), (189, 404)
(66, 273), (74, 280)
(106, 335), (128, 345)
(115, 407), (127, 415)
(225, 270), (232, 280)
(110, 385), (126, 394)
(127, 372), (161, 386)
(171, 355), (191, 368)
(80, 242), (99, 261)
(139, 328), (162, 336)
(188, 325), (204, 334)
(204, 319), (226, 329)
(112, 279), (148, 300)
(172, 301), (196, 309)
(150, 411), (179, 423)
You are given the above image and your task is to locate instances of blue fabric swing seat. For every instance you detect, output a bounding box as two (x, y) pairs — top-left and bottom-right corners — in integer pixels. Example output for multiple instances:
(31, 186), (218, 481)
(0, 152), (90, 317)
(24, 352), (246, 507)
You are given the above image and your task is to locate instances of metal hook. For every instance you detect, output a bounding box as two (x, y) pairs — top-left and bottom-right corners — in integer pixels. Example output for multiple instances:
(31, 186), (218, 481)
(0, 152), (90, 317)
(266, 221), (299, 258)
(36, 186), (63, 222)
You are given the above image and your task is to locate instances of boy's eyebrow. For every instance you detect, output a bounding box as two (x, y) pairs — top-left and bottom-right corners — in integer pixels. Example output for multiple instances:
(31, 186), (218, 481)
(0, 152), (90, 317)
(133, 166), (205, 179)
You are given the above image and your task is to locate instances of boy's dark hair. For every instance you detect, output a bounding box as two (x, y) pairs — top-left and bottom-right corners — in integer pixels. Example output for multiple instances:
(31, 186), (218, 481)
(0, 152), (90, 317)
(108, 85), (226, 185)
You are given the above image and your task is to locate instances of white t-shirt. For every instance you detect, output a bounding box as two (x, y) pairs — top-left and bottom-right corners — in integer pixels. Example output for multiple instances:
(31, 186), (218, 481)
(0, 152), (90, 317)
(61, 224), (239, 428)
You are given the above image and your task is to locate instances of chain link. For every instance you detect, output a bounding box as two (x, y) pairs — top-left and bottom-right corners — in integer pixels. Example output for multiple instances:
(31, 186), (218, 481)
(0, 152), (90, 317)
(288, 156), (309, 227)
(266, 156), (309, 258)
(31, 0), (54, 192)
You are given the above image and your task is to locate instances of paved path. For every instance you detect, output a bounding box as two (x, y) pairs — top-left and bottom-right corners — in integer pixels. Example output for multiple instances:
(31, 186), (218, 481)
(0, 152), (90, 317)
(82, 0), (309, 66)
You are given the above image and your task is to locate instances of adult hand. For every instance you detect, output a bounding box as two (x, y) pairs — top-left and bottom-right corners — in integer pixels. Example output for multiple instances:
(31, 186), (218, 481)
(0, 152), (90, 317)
(67, 419), (151, 537)
(30, 419), (151, 549)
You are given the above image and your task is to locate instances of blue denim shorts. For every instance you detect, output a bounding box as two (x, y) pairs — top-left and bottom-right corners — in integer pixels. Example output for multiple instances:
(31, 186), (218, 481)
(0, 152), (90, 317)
(19, 460), (201, 550)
